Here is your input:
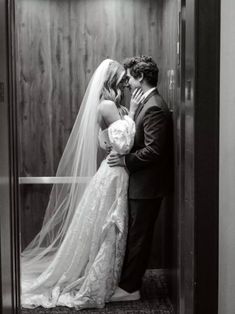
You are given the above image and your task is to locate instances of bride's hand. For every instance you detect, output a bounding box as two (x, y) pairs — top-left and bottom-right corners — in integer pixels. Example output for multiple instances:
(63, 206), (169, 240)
(128, 88), (144, 119)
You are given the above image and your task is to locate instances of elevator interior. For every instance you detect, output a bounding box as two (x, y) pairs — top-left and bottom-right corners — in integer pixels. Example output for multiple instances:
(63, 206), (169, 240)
(3, 0), (223, 313)
(15, 0), (181, 312)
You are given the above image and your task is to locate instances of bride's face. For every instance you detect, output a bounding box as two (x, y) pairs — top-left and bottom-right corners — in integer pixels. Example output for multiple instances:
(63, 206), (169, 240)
(116, 70), (128, 91)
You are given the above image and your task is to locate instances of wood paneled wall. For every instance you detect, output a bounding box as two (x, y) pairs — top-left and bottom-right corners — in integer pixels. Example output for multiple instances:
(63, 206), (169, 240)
(16, 0), (178, 260)
(17, 0), (164, 177)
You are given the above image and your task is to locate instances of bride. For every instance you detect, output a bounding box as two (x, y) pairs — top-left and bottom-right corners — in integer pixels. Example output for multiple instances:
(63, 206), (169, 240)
(21, 59), (143, 309)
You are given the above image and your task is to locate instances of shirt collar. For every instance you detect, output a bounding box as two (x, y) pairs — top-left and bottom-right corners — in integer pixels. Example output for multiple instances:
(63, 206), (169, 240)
(140, 87), (157, 103)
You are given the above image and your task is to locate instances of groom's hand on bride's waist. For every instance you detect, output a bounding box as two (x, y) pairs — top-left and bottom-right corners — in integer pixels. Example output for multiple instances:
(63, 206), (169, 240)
(107, 152), (126, 167)
(104, 145), (112, 157)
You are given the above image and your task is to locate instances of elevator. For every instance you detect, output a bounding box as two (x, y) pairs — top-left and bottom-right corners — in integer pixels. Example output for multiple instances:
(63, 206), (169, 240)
(0, 0), (220, 313)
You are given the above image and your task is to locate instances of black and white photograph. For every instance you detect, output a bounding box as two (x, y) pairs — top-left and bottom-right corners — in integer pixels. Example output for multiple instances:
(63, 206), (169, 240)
(0, 0), (233, 313)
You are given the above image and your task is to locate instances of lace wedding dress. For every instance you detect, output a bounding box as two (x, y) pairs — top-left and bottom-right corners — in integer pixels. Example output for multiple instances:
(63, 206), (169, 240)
(21, 115), (135, 310)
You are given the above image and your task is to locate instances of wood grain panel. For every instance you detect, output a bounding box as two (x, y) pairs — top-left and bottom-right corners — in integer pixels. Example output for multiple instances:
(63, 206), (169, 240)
(19, 185), (51, 250)
(16, 0), (168, 177)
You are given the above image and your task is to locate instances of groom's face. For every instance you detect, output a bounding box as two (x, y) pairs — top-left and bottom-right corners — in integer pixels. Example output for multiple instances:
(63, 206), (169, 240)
(126, 68), (142, 93)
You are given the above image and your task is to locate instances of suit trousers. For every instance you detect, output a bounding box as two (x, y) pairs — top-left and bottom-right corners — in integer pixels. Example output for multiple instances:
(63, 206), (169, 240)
(119, 197), (162, 293)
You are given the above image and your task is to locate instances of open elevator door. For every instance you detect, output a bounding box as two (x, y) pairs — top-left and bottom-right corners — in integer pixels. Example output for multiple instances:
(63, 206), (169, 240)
(177, 0), (220, 313)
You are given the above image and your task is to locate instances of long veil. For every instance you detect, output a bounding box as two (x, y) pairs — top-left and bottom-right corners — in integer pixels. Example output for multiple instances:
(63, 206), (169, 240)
(21, 59), (113, 272)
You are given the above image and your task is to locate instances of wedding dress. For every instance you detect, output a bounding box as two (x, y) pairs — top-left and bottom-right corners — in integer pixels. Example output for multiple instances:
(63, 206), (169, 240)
(21, 116), (135, 309)
(21, 59), (136, 310)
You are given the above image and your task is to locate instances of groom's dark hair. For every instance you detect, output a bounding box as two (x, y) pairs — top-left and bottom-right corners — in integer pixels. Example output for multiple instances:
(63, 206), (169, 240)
(123, 55), (159, 86)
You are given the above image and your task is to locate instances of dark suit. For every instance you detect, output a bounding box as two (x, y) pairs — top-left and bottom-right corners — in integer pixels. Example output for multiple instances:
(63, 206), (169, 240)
(119, 88), (173, 292)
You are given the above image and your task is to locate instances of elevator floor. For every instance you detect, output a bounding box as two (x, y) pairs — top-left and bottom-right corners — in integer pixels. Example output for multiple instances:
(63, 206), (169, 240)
(21, 269), (174, 314)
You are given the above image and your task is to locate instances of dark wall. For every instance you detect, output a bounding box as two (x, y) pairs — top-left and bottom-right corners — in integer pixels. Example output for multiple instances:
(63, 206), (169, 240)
(16, 0), (178, 271)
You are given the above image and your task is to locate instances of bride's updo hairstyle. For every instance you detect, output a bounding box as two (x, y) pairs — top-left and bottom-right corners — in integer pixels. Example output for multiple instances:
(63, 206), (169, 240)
(100, 60), (125, 107)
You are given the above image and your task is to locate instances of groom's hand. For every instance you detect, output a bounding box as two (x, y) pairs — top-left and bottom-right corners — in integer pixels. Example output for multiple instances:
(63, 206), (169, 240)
(105, 145), (112, 157)
(107, 152), (125, 167)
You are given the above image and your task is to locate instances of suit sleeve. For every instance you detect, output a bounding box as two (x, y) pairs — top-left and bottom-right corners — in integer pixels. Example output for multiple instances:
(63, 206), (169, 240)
(125, 106), (167, 173)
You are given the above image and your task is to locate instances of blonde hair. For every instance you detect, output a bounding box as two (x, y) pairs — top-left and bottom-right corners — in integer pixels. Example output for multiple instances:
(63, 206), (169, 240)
(100, 60), (125, 107)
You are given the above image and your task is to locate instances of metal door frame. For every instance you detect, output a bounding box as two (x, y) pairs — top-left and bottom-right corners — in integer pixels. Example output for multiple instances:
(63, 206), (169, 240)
(193, 1), (220, 313)
(0, 0), (20, 313)
(176, 1), (220, 313)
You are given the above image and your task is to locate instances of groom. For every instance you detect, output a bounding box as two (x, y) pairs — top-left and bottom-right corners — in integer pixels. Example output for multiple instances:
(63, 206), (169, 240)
(107, 56), (173, 301)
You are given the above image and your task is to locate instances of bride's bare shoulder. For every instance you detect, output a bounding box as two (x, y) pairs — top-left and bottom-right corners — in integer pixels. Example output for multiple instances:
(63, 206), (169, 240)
(98, 100), (120, 126)
(99, 100), (117, 112)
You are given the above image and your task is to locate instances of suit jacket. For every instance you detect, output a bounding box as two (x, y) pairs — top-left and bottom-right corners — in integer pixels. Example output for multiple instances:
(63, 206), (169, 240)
(125, 89), (173, 199)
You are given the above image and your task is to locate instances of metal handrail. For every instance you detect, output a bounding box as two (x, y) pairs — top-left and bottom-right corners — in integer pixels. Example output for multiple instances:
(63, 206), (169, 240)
(18, 177), (91, 184)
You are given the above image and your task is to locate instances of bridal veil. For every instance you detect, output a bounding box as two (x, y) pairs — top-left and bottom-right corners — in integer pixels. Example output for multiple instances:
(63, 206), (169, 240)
(21, 59), (114, 271)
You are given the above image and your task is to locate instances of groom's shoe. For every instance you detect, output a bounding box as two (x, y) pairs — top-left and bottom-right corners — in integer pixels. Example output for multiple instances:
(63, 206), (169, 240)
(110, 287), (140, 302)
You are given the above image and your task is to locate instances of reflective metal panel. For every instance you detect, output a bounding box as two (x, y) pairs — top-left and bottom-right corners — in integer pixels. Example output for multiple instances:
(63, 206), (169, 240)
(0, 0), (14, 311)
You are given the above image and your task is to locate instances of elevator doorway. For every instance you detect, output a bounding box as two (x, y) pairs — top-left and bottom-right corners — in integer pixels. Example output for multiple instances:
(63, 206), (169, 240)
(0, 0), (220, 313)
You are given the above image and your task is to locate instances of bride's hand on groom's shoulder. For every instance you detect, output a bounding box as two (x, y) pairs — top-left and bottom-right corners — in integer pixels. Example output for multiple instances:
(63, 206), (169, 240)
(107, 152), (125, 167)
